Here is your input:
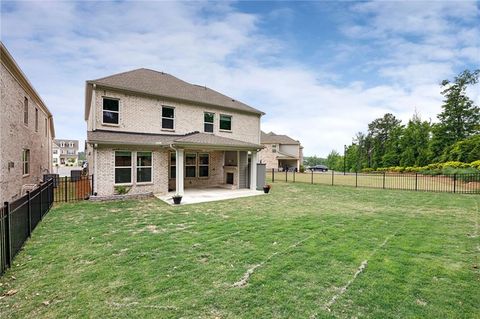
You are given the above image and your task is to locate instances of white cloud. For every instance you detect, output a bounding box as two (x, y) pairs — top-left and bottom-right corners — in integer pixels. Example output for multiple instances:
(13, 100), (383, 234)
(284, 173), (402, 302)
(1, 1), (479, 157)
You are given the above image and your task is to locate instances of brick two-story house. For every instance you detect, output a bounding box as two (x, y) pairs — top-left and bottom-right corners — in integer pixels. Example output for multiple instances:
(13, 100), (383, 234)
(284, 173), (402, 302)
(0, 42), (55, 202)
(53, 139), (79, 166)
(258, 131), (303, 171)
(85, 68), (264, 197)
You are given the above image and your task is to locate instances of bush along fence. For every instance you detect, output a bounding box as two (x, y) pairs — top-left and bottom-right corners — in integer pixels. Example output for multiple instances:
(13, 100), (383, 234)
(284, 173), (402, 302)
(267, 169), (480, 194)
(1, 179), (54, 275)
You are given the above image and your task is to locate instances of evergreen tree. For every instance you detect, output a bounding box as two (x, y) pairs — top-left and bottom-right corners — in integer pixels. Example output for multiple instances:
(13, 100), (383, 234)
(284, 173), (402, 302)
(400, 113), (431, 167)
(367, 113), (403, 168)
(430, 69), (480, 160)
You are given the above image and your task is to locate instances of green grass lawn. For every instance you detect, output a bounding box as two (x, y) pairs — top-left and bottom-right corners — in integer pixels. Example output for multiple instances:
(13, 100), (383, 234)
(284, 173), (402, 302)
(1, 183), (479, 318)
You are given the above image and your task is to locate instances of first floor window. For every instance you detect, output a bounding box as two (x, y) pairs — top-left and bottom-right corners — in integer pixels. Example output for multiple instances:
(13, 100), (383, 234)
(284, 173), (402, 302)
(137, 152), (152, 183)
(170, 152), (176, 178)
(22, 149), (30, 175)
(198, 153), (209, 177)
(220, 114), (232, 131)
(103, 98), (119, 124)
(162, 106), (175, 129)
(115, 151), (132, 184)
(204, 112), (214, 133)
(185, 153), (197, 177)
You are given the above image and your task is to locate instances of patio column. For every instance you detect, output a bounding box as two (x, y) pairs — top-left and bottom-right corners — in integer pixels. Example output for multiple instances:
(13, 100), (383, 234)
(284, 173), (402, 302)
(175, 148), (184, 195)
(250, 151), (258, 190)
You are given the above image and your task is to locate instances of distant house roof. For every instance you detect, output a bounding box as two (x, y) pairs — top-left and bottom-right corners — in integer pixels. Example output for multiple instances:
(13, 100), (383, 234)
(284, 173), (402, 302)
(84, 68), (264, 120)
(87, 130), (263, 151)
(260, 131), (300, 145)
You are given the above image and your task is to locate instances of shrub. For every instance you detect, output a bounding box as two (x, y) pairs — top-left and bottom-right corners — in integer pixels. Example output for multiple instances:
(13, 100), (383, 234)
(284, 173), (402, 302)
(114, 185), (131, 195)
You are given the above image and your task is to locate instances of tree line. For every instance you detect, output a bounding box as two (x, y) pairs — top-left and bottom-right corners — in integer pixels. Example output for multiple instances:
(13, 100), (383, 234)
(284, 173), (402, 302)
(305, 69), (480, 172)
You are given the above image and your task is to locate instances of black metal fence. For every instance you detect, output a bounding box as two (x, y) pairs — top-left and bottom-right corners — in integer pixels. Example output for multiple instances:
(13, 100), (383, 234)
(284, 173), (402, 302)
(1, 179), (54, 275)
(49, 175), (94, 203)
(268, 169), (480, 194)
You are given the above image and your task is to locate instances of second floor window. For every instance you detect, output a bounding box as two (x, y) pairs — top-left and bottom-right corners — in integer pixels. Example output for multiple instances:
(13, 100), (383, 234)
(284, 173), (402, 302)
(220, 114), (232, 131)
(162, 106), (175, 129)
(45, 118), (48, 137)
(204, 112), (214, 133)
(272, 144), (277, 153)
(103, 98), (119, 124)
(22, 149), (30, 175)
(23, 97), (28, 125)
(35, 108), (39, 132)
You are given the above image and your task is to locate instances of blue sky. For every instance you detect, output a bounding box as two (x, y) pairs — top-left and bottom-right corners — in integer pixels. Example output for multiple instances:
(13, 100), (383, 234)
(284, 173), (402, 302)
(2, 1), (479, 156)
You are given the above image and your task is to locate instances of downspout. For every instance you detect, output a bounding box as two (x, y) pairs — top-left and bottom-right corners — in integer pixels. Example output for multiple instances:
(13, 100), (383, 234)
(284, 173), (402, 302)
(92, 84), (97, 131)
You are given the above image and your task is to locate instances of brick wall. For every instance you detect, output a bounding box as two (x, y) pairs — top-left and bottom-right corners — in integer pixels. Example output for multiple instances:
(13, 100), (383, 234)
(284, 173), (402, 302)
(90, 88), (261, 144)
(258, 143), (279, 170)
(0, 63), (53, 202)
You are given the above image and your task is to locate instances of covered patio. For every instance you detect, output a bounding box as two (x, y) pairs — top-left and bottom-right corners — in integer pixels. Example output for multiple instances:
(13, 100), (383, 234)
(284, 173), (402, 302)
(156, 187), (264, 205)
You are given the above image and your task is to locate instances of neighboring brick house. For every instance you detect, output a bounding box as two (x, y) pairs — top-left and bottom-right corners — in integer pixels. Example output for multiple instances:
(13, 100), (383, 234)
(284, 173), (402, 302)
(258, 131), (303, 171)
(0, 42), (55, 202)
(84, 68), (265, 197)
(53, 139), (79, 166)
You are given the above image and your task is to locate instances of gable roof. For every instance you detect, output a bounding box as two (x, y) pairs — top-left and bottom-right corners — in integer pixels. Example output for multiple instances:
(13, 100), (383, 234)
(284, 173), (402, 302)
(85, 68), (264, 120)
(261, 131), (300, 145)
(87, 130), (263, 151)
(1, 42), (55, 137)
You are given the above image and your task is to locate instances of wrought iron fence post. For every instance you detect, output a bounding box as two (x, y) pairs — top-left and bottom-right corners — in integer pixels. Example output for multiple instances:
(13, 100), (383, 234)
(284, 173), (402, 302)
(65, 176), (68, 202)
(311, 170), (313, 184)
(331, 170), (334, 186)
(4, 201), (12, 268)
(415, 173), (418, 191)
(293, 169), (295, 183)
(27, 191), (32, 237)
(355, 171), (358, 188)
(39, 182), (43, 220)
(272, 169), (275, 183)
(453, 173), (457, 193)
(383, 172), (386, 189)
(285, 170), (288, 182)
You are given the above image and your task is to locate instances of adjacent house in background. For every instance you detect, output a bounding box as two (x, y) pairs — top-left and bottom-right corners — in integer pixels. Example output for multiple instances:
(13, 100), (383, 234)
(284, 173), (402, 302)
(0, 42), (55, 203)
(84, 68), (264, 197)
(258, 131), (303, 171)
(53, 139), (79, 166)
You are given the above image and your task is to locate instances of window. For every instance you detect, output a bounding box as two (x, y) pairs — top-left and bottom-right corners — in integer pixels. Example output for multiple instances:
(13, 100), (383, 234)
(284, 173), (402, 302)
(103, 98), (119, 124)
(137, 152), (152, 183)
(115, 151), (132, 184)
(204, 112), (214, 133)
(68, 142), (74, 148)
(220, 114), (232, 131)
(35, 108), (39, 132)
(198, 153), (209, 177)
(185, 153), (197, 178)
(60, 141), (65, 147)
(53, 158), (57, 164)
(23, 97), (28, 125)
(162, 106), (175, 129)
(53, 150), (58, 154)
(67, 150), (76, 155)
(272, 144), (277, 153)
(170, 152), (176, 179)
(22, 149), (30, 175)
(45, 118), (48, 137)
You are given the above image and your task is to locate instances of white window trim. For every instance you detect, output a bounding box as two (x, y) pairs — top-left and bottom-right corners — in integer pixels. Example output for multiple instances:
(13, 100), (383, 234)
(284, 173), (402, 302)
(23, 97), (29, 126)
(114, 150), (133, 185)
(136, 151), (153, 185)
(219, 114), (232, 132)
(35, 108), (39, 132)
(204, 112), (215, 133)
(102, 97), (120, 126)
(198, 153), (210, 178)
(22, 149), (30, 177)
(161, 105), (175, 131)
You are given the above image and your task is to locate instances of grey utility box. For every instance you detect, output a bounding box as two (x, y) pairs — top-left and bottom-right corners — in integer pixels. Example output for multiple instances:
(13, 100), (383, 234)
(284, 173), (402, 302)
(256, 163), (266, 190)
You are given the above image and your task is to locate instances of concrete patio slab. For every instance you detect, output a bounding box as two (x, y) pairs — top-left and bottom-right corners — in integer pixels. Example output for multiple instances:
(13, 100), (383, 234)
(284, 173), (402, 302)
(156, 187), (264, 205)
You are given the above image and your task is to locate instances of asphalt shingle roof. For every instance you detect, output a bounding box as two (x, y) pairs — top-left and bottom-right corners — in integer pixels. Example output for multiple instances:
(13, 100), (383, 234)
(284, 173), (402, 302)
(88, 68), (264, 115)
(87, 130), (262, 150)
(260, 131), (300, 145)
